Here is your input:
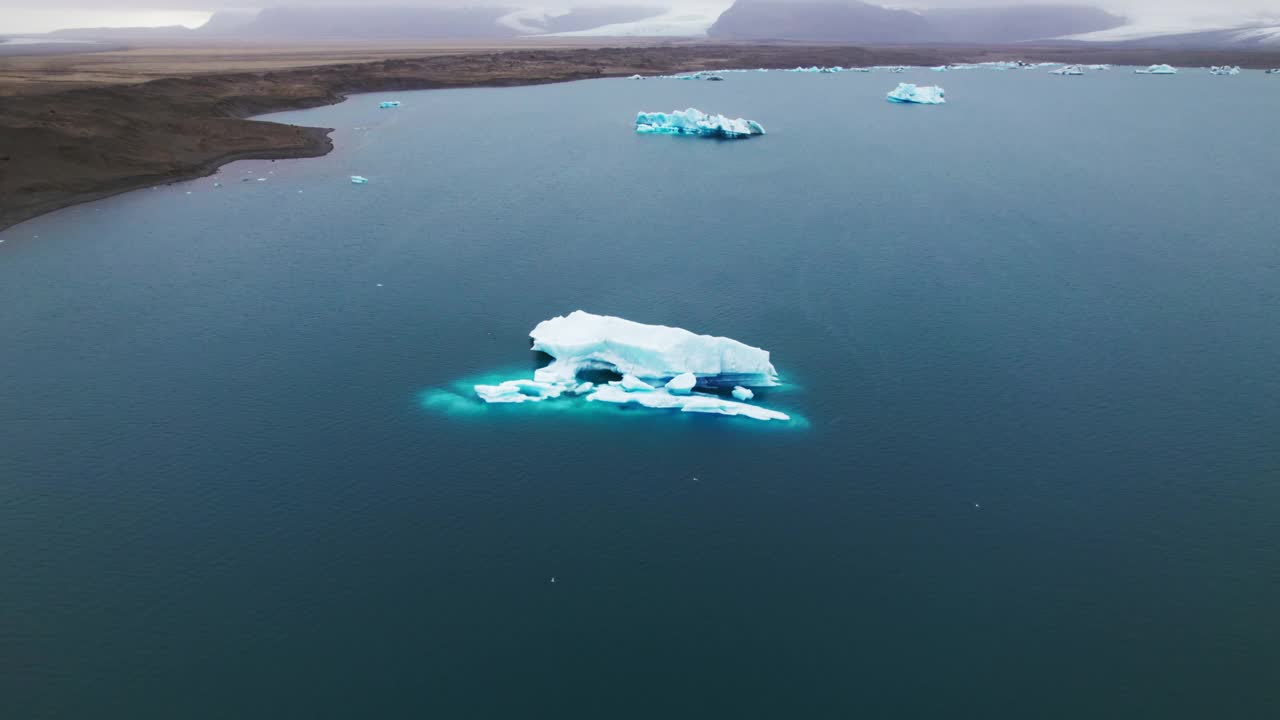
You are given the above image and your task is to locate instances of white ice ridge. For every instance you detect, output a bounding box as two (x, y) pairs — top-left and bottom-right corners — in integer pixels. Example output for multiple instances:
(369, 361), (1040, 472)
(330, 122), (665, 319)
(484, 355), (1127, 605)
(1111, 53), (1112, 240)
(1135, 64), (1177, 74)
(635, 108), (765, 139)
(473, 311), (790, 422)
(886, 83), (946, 104)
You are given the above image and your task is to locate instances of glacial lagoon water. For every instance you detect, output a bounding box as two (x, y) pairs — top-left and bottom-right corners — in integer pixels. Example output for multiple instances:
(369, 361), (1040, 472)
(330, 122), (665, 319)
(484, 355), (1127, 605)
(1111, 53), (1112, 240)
(2, 68), (1279, 718)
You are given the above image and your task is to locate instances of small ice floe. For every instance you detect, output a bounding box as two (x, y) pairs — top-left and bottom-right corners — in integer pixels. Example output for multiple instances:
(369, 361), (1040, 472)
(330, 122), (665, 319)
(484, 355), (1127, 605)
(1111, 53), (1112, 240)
(628, 74), (645, 80)
(1051, 65), (1084, 76)
(635, 108), (765, 139)
(1209, 65), (1241, 76)
(550, 577), (556, 583)
(350, 176), (369, 184)
(665, 372), (697, 395)
(185, 191), (192, 195)
(213, 182), (222, 188)
(1267, 68), (1280, 74)
(1135, 64), (1177, 74)
(256, 178), (267, 182)
(886, 83), (945, 104)
(930, 65), (949, 72)
(378, 100), (401, 109)
(731, 386), (754, 401)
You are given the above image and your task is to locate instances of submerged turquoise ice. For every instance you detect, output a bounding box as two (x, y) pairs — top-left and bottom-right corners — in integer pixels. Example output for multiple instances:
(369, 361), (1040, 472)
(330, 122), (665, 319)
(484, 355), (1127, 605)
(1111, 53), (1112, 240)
(2, 68), (1280, 719)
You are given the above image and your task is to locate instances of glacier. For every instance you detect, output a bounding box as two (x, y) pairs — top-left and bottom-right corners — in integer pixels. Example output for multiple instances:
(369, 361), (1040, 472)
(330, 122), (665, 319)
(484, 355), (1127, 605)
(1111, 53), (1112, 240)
(887, 83), (946, 104)
(1135, 64), (1177, 74)
(635, 108), (765, 139)
(462, 311), (791, 422)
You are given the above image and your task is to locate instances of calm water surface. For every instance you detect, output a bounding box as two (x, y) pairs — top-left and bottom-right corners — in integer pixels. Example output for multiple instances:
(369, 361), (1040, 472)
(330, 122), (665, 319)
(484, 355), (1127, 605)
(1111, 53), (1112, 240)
(2, 69), (1279, 718)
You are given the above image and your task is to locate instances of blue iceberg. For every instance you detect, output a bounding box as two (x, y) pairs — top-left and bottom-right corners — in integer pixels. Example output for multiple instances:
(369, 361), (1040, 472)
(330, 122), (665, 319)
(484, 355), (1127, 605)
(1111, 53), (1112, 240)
(350, 175), (369, 184)
(378, 101), (401, 109)
(463, 311), (791, 422)
(887, 83), (945, 104)
(635, 108), (765, 139)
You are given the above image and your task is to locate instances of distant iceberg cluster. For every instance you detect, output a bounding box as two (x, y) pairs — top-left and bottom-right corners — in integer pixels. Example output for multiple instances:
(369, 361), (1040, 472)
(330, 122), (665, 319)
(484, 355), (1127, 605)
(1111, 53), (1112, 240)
(468, 311), (791, 422)
(635, 108), (765, 139)
(1135, 64), (1178, 75)
(887, 83), (945, 104)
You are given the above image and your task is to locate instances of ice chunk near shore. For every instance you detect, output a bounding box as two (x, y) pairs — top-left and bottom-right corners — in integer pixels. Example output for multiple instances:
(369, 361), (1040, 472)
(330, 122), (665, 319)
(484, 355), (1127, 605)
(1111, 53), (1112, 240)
(1209, 65), (1241, 76)
(1135, 64), (1177, 74)
(379, 101), (401, 108)
(350, 175), (369, 184)
(887, 83), (945, 104)
(635, 108), (765, 139)
(1051, 65), (1084, 75)
(468, 311), (789, 422)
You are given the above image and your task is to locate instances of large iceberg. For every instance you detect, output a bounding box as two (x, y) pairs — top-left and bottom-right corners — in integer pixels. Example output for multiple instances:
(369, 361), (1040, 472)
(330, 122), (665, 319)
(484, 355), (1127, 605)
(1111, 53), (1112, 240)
(529, 311), (779, 387)
(635, 108), (765, 139)
(467, 311), (790, 422)
(1135, 64), (1177, 74)
(886, 83), (945, 104)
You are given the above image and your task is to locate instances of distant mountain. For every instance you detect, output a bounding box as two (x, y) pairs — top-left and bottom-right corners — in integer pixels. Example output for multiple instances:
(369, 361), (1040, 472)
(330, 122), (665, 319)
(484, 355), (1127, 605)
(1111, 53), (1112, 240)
(708, 1), (928, 43)
(45, 6), (670, 42)
(707, 0), (1124, 43)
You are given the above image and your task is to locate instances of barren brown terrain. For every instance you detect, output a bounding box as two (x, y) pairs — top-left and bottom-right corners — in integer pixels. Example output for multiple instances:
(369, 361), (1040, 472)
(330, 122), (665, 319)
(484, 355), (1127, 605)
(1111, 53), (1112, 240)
(2, 40), (1277, 233)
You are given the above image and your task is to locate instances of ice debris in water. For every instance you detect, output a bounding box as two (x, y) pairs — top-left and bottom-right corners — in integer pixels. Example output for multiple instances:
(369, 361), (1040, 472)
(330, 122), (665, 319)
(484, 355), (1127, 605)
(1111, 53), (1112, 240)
(350, 175), (369, 184)
(1135, 64), (1177, 74)
(887, 83), (945, 104)
(379, 101), (401, 108)
(1051, 65), (1084, 75)
(1209, 65), (1241, 75)
(635, 108), (765, 139)
(470, 310), (790, 422)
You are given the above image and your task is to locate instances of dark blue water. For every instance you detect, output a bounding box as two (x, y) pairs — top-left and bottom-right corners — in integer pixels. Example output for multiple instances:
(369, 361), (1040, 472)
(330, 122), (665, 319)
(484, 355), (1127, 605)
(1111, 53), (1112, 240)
(3, 69), (1279, 718)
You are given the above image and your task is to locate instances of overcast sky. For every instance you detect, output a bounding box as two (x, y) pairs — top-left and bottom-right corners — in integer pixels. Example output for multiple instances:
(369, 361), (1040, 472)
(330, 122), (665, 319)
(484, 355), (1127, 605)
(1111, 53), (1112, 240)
(2, 1), (1276, 35)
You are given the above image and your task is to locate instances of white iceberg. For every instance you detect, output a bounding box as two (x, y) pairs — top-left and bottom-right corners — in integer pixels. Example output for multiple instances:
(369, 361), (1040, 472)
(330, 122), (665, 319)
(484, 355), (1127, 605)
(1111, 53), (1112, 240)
(1051, 65), (1084, 75)
(635, 108), (765, 139)
(1209, 65), (1241, 75)
(887, 83), (945, 104)
(467, 311), (790, 422)
(1135, 64), (1177, 74)
(378, 101), (401, 109)
(350, 175), (369, 184)
(529, 311), (779, 387)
